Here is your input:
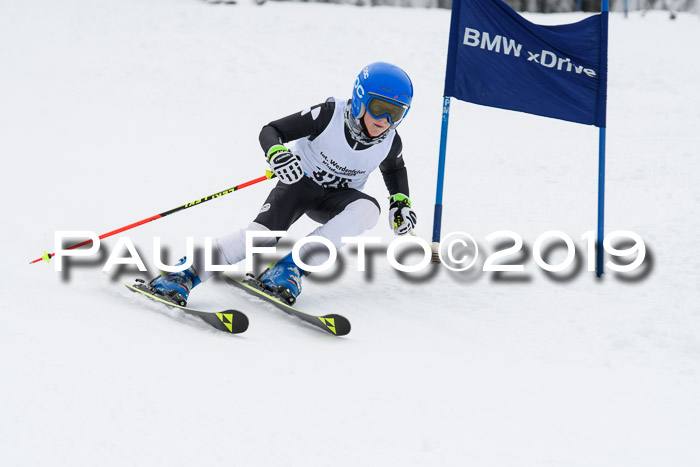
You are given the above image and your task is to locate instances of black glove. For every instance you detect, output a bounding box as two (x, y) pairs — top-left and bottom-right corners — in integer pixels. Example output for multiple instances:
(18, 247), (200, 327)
(388, 193), (417, 236)
(267, 145), (303, 185)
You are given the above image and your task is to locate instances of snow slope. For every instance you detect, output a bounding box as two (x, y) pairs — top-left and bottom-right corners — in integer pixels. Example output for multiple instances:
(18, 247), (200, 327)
(2, 1), (699, 466)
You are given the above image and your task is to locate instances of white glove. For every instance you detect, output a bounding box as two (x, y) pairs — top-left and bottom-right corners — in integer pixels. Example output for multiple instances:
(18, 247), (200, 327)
(267, 145), (303, 185)
(388, 193), (417, 236)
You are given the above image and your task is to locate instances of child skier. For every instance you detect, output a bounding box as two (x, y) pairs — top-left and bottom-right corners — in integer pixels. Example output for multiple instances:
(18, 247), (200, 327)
(148, 62), (417, 305)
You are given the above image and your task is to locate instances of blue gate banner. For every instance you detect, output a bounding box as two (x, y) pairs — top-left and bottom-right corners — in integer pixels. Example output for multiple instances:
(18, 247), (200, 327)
(444, 0), (608, 127)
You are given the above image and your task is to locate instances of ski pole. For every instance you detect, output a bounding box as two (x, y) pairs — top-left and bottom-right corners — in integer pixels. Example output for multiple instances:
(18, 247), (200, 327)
(30, 170), (276, 264)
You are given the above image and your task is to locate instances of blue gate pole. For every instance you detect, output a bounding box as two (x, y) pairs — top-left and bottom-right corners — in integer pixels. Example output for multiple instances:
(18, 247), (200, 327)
(596, 127), (606, 277)
(596, 0), (609, 278)
(432, 96), (452, 244)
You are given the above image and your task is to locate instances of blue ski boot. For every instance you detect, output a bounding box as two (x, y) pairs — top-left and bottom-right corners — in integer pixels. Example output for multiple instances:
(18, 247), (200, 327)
(150, 257), (201, 306)
(259, 253), (307, 305)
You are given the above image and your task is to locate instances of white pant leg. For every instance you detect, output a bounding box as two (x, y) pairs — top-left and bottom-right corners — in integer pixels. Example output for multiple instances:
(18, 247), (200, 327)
(196, 222), (276, 282)
(298, 199), (380, 267)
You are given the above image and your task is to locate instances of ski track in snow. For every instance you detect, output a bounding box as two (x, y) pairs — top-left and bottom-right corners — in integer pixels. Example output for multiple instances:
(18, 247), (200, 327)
(1, 1), (699, 466)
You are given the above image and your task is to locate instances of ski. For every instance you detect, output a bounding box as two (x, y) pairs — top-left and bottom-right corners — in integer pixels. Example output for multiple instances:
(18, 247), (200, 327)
(125, 282), (249, 334)
(226, 275), (351, 337)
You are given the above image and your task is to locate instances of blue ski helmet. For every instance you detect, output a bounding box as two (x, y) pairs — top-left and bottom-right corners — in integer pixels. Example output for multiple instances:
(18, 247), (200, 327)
(351, 62), (413, 129)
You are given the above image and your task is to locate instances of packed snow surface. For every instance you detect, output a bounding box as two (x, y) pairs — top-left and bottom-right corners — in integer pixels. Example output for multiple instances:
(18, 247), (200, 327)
(2, 1), (699, 466)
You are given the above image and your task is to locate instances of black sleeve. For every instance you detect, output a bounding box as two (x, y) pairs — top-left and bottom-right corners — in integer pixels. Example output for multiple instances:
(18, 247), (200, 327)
(259, 100), (335, 155)
(379, 133), (410, 196)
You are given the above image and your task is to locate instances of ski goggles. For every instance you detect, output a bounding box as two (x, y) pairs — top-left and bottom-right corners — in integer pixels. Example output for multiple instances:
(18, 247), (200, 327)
(366, 94), (410, 125)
